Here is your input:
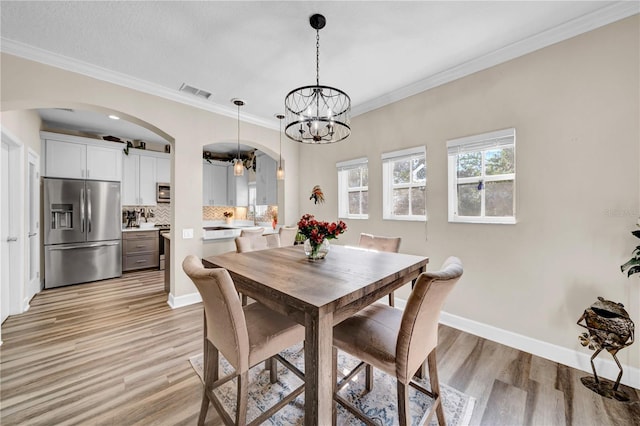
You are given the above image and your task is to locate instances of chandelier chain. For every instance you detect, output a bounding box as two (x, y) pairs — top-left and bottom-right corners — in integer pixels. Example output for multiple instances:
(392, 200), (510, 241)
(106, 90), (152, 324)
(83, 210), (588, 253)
(316, 29), (320, 86)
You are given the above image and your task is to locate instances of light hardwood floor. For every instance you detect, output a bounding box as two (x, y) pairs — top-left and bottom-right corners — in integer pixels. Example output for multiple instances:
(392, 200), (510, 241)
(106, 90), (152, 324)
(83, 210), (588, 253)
(1, 270), (638, 425)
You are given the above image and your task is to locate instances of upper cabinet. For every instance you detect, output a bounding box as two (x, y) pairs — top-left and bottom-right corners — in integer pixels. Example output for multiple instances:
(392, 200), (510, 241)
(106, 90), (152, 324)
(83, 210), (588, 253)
(203, 161), (228, 206)
(122, 148), (170, 206)
(255, 153), (277, 205)
(42, 132), (122, 181)
(227, 166), (248, 206)
(156, 157), (170, 183)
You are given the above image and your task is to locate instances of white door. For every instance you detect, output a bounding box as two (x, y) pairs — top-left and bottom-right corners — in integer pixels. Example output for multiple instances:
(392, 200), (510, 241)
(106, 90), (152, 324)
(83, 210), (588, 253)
(27, 150), (40, 296)
(1, 135), (23, 327)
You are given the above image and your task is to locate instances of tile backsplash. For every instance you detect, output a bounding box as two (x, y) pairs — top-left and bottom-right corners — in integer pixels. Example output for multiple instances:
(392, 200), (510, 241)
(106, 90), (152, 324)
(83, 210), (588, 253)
(122, 203), (171, 225)
(203, 205), (277, 222)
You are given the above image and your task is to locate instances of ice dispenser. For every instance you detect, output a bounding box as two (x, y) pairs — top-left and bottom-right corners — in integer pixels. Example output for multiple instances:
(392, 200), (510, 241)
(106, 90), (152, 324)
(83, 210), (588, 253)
(51, 204), (73, 229)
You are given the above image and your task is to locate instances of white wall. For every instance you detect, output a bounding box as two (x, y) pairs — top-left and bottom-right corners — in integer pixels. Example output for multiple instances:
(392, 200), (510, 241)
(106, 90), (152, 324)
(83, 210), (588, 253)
(0, 55), (299, 306)
(296, 16), (640, 379)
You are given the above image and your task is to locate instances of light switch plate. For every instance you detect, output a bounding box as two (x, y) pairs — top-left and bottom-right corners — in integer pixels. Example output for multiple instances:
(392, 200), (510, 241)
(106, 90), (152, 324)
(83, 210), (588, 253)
(182, 228), (194, 239)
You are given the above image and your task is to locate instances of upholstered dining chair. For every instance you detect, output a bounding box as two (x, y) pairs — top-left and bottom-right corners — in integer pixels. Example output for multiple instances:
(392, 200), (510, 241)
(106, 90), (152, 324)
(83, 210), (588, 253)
(240, 227), (265, 238)
(235, 234), (280, 253)
(358, 233), (402, 306)
(332, 256), (463, 426)
(278, 226), (298, 247)
(182, 255), (305, 426)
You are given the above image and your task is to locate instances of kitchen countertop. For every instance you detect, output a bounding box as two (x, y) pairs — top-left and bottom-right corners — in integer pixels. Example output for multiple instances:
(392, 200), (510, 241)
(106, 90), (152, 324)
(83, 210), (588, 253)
(202, 220), (279, 241)
(122, 226), (161, 232)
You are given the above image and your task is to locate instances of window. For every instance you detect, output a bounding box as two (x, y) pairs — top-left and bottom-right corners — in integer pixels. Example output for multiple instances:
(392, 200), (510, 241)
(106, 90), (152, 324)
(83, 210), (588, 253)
(447, 128), (516, 224)
(337, 157), (368, 219)
(382, 147), (426, 221)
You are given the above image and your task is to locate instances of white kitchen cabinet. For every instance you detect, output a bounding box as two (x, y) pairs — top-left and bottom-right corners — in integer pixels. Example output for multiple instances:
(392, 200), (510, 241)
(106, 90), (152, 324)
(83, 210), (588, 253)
(43, 133), (122, 181)
(255, 153), (277, 205)
(122, 152), (157, 205)
(227, 166), (248, 206)
(156, 157), (170, 183)
(203, 161), (228, 206)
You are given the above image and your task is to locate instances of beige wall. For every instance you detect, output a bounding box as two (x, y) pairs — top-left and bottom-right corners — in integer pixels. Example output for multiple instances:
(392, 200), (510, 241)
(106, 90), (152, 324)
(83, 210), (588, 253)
(0, 55), (300, 302)
(297, 16), (639, 371)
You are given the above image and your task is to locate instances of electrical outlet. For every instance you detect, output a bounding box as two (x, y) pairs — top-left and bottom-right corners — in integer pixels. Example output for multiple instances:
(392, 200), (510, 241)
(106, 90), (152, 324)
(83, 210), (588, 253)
(182, 228), (194, 239)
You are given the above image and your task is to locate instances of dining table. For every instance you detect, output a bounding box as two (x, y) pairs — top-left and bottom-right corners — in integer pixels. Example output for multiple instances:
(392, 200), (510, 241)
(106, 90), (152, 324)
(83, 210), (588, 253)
(202, 243), (429, 426)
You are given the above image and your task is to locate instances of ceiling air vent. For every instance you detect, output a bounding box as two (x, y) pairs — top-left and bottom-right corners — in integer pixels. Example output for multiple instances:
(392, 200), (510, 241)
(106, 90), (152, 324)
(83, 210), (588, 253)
(179, 83), (212, 100)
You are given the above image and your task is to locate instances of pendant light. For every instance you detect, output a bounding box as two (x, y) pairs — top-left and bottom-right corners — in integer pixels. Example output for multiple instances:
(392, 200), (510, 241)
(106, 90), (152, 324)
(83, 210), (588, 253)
(232, 98), (245, 176)
(284, 13), (351, 144)
(275, 114), (285, 180)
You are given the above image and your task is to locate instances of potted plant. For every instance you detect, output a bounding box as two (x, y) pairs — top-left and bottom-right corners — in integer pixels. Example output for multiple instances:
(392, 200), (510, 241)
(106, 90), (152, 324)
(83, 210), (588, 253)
(223, 211), (233, 225)
(620, 230), (640, 277)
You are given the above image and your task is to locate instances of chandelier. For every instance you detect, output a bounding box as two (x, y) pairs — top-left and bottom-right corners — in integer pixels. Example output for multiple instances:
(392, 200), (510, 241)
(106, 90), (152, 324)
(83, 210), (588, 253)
(276, 114), (285, 180)
(284, 14), (351, 144)
(232, 98), (245, 176)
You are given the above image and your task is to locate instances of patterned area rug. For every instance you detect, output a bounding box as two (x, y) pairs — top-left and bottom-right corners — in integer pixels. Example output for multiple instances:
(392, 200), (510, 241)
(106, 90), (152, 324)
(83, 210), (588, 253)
(189, 343), (474, 425)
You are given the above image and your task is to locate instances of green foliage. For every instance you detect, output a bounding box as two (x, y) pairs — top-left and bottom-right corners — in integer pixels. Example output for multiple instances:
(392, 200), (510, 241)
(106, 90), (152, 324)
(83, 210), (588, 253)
(621, 230), (640, 277)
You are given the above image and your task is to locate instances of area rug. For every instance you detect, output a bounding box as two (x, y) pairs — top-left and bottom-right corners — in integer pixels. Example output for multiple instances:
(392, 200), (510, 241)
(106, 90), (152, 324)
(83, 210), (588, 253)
(189, 343), (475, 425)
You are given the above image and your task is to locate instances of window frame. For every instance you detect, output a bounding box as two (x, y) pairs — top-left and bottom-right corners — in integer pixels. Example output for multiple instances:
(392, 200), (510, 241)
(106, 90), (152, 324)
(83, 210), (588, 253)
(382, 146), (427, 222)
(337, 157), (369, 220)
(447, 128), (516, 224)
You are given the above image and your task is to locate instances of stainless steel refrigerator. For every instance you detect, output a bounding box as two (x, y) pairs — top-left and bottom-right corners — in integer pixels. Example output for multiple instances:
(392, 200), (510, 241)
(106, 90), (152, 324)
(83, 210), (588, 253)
(43, 177), (122, 288)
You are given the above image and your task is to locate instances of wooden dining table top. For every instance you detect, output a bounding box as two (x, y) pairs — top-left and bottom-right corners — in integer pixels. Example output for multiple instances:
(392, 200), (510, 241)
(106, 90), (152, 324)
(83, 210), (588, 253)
(202, 244), (428, 318)
(202, 243), (429, 425)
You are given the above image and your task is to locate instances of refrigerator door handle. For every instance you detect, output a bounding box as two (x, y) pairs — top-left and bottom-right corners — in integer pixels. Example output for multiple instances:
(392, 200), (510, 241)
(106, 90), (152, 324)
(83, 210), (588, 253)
(80, 187), (85, 233)
(87, 188), (92, 233)
(48, 241), (120, 250)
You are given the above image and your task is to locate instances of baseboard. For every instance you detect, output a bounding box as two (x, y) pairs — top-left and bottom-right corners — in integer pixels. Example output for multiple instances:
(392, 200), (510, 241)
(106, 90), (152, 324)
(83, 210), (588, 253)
(439, 311), (639, 390)
(167, 291), (202, 309)
(392, 298), (639, 389)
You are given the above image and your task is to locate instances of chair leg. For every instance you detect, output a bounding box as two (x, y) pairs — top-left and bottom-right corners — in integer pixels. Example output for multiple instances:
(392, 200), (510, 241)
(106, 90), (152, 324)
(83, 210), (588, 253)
(332, 346), (338, 426)
(235, 371), (248, 425)
(428, 350), (446, 426)
(199, 341), (218, 426)
(365, 364), (373, 392)
(397, 380), (409, 426)
(267, 357), (278, 383)
(388, 291), (395, 307)
(198, 391), (209, 426)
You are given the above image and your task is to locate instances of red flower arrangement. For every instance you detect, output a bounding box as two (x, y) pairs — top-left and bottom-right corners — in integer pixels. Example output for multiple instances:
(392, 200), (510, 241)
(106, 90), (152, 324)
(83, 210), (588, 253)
(297, 214), (347, 246)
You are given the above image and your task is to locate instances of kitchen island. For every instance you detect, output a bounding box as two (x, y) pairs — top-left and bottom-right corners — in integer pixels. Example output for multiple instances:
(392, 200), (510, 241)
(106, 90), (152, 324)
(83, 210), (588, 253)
(201, 221), (279, 258)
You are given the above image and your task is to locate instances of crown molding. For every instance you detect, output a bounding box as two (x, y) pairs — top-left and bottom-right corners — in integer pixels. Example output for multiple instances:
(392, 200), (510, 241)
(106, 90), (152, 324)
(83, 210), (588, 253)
(352, 1), (639, 117)
(0, 38), (278, 130)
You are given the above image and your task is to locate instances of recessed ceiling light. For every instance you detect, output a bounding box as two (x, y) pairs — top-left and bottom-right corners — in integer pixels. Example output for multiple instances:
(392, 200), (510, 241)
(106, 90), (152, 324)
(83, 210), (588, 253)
(108, 114), (120, 120)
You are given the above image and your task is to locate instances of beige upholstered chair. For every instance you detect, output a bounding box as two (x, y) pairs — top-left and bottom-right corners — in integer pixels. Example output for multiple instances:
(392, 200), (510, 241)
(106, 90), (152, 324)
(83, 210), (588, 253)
(182, 255), (305, 426)
(358, 233), (402, 306)
(278, 226), (298, 247)
(234, 234), (280, 307)
(332, 257), (463, 426)
(240, 227), (265, 238)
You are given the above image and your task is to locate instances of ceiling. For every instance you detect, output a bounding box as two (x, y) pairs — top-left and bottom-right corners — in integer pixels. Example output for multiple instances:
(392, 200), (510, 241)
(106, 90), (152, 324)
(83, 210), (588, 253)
(1, 1), (637, 149)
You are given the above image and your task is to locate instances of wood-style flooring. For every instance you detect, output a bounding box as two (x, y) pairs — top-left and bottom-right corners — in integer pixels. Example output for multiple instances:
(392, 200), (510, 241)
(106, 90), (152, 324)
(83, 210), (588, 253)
(1, 270), (638, 425)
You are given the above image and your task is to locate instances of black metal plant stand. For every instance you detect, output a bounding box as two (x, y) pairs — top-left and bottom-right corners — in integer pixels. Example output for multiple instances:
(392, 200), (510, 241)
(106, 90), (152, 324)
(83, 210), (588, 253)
(577, 297), (635, 402)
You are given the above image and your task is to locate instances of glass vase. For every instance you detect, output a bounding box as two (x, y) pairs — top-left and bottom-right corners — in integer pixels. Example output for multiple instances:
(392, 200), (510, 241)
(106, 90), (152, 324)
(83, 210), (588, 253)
(304, 238), (330, 261)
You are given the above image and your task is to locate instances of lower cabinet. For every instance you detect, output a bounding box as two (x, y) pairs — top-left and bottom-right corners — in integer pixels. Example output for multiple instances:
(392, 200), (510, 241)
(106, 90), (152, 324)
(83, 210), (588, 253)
(122, 230), (159, 271)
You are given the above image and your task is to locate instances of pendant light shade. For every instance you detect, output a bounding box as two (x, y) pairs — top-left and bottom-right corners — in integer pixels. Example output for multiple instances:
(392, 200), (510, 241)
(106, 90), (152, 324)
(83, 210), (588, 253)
(276, 114), (285, 180)
(284, 14), (351, 144)
(232, 98), (245, 176)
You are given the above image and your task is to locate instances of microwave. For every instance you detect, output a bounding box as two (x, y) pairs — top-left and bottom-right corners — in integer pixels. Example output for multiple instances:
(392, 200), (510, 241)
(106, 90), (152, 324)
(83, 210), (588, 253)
(157, 183), (170, 203)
